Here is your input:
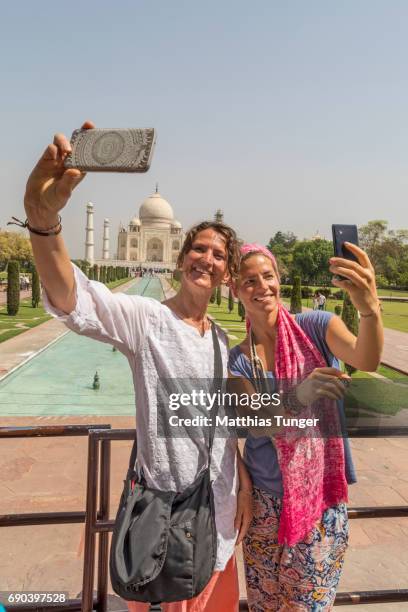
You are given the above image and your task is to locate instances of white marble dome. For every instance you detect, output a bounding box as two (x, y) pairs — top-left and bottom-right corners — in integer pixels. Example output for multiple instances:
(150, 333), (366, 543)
(130, 216), (141, 226)
(139, 191), (174, 227)
(172, 220), (182, 229)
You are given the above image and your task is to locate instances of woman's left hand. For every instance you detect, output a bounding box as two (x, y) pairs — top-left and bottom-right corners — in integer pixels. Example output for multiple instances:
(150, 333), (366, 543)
(329, 243), (379, 315)
(234, 489), (253, 545)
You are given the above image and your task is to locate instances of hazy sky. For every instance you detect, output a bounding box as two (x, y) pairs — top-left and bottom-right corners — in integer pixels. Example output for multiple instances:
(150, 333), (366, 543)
(1, 0), (407, 258)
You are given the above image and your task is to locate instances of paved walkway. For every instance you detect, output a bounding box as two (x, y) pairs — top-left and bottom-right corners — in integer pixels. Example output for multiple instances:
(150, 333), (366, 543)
(381, 327), (408, 374)
(0, 417), (407, 607)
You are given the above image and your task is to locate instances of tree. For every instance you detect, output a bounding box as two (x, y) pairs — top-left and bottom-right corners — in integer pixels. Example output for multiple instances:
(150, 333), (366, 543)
(358, 220), (408, 288)
(358, 220), (388, 267)
(290, 275), (302, 313)
(267, 231), (297, 253)
(93, 264), (99, 281)
(238, 300), (246, 321)
(210, 288), (216, 304)
(267, 231), (297, 281)
(216, 286), (222, 306)
(0, 231), (33, 267)
(31, 266), (41, 308)
(341, 293), (359, 375)
(228, 288), (234, 313)
(292, 239), (333, 285)
(7, 260), (20, 315)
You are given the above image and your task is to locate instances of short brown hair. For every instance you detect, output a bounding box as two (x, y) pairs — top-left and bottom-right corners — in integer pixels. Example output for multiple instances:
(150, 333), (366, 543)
(177, 221), (240, 279)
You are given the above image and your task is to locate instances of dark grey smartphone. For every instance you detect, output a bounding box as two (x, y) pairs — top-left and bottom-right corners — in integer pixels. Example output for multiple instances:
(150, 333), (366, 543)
(64, 128), (156, 172)
(332, 224), (359, 279)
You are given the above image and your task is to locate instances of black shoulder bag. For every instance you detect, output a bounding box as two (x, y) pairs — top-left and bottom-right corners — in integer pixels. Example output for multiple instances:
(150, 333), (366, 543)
(110, 322), (223, 606)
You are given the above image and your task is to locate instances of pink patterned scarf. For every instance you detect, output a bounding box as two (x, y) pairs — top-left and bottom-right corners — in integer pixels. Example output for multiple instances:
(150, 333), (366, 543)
(240, 244), (348, 546)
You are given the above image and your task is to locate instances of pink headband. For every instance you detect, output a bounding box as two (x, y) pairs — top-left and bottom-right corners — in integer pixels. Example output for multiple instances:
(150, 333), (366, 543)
(240, 242), (279, 277)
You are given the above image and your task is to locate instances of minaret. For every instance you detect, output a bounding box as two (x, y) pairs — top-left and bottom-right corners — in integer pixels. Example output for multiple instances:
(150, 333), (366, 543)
(102, 218), (110, 260)
(214, 209), (224, 223)
(85, 202), (94, 265)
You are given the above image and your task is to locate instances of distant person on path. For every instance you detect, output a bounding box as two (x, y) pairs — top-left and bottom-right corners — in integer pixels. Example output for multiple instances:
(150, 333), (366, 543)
(318, 291), (327, 310)
(228, 242), (383, 611)
(23, 121), (253, 611)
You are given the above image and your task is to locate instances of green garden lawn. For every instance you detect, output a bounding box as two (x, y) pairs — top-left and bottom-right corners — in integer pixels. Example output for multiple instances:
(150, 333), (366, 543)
(0, 299), (51, 343)
(300, 298), (408, 333)
(0, 277), (132, 343)
(207, 299), (246, 347)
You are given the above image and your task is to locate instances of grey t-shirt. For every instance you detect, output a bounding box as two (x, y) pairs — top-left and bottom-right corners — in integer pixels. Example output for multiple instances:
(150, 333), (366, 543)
(43, 264), (239, 571)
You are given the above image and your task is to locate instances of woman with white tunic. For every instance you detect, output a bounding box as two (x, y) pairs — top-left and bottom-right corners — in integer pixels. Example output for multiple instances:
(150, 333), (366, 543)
(23, 121), (253, 611)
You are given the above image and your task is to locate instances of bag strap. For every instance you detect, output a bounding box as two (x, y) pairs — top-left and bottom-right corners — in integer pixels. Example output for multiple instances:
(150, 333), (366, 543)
(126, 435), (139, 484)
(126, 318), (224, 478)
(207, 320), (223, 468)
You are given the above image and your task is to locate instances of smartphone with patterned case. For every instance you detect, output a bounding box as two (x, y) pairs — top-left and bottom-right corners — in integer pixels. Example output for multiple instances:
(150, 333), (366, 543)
(64, 128), (156, 172)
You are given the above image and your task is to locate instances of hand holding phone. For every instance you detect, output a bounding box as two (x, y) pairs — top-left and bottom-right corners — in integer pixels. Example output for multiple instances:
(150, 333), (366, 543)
(331, 224), (359, 281)
(24, 120), (94, 223)
(64, 128), (156, 173)
(330, 224), (380, 316)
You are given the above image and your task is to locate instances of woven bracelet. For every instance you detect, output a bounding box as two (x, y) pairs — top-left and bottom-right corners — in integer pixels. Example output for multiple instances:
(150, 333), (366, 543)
(7, 215), (62, 236)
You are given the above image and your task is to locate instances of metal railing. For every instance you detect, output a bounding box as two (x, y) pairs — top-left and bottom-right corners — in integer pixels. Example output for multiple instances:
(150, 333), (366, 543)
(1, 424), (408, 610)
(0, 424), (112, 612)
(84, 426), (408, 611)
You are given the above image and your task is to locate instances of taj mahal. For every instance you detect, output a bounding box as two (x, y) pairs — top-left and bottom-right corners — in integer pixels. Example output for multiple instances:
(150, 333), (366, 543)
(84, 186), (184, 269)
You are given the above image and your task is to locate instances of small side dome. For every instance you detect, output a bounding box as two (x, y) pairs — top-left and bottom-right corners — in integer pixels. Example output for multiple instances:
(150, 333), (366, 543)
(130, 217), (141, 226)
(172, 220), (182, 229)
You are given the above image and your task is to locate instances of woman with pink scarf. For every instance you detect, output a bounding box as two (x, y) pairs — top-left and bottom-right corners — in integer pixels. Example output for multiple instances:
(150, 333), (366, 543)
(228, 243), (383, 610)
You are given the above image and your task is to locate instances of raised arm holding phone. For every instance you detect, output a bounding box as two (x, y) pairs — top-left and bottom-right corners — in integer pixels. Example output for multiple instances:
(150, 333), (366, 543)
(23, 121), (93, 313)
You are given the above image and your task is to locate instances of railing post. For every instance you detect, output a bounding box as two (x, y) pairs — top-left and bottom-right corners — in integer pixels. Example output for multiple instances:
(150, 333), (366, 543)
(82, 431), (100, 612)
(96, 438), (111, 612)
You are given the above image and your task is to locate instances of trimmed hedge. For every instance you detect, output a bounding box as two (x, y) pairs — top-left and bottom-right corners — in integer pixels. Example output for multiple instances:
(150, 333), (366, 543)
(342, 293), (359, 375)
(31, 266), (41, 308)
(173, 269), (182, 282)
(290, 276), (302, 313)
(7, 260), (20, 316)
(216, 286), (222, 306)
(238, 300), (246, 321)
(228, 288), (234, 312)
(301, 287), (314, 299)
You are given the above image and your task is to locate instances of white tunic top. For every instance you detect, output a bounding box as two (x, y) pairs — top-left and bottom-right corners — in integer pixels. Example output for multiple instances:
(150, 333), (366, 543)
(43, 265), (238, 570)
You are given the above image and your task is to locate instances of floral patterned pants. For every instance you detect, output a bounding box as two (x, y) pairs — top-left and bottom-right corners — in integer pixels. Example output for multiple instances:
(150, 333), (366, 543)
(243, 488), (349, 612)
